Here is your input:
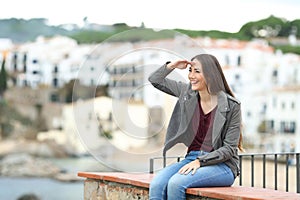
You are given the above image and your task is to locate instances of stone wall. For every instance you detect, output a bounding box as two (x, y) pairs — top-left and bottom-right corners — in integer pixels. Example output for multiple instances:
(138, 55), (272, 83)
(84, 179), (149, 200)
(83, 178), (215, 200)
(79, 172), (300, 200)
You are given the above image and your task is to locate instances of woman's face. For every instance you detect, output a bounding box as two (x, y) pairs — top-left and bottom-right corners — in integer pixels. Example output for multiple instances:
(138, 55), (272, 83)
(188, 59), (207, 91)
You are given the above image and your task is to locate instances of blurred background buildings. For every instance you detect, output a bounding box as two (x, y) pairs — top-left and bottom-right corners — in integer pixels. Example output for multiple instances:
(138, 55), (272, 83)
(1, 16), (300, 198)
(1, 34), (300, 155)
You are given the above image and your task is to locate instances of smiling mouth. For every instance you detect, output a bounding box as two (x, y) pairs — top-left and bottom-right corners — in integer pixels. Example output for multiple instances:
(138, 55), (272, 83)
(190, 80), (199, 85)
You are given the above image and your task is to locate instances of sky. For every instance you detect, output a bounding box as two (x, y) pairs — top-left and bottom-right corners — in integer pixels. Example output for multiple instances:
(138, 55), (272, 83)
(2, 0), (300, 33)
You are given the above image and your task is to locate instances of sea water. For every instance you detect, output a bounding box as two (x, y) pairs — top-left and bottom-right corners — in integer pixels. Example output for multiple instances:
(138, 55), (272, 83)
(0, 156), (113, 200)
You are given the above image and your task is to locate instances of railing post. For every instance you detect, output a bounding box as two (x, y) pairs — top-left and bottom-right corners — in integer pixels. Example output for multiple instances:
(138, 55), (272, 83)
(297, 153), (300, 193)
(239, 155), (242, 186)
(251, 155), (254, 187)
(274, 154), (278, 190)
(150, 158), (154, 174)
(285, 154), (289, 192)
(263, 154), (266, 188)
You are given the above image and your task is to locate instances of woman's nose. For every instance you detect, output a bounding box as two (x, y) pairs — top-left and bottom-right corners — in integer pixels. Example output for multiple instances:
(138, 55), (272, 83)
(188, 71), (195, 79)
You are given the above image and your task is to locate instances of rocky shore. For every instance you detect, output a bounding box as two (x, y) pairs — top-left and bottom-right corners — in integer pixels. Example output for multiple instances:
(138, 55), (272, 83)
(0, 139), (82, 182)
(0, 139), (69, 158)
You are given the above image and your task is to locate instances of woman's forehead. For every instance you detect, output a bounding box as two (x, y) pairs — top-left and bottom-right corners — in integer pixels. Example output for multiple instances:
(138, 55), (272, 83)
(191, 58), (201, 64)
(190, 59), (202, 68)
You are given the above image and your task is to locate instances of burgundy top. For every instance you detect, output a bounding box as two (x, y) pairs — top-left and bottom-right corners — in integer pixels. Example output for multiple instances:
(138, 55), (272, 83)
(187, 100), (217, 153)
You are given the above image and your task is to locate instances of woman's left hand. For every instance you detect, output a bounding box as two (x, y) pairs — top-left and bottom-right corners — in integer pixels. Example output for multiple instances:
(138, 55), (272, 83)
(178, 159), (201, 175)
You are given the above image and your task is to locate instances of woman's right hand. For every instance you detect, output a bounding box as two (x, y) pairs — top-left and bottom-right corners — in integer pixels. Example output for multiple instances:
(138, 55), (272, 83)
(166, 60), (193, 70)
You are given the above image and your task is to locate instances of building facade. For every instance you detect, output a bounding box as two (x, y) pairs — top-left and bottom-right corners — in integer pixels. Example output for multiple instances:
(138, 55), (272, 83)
(3, 35), (300, 153)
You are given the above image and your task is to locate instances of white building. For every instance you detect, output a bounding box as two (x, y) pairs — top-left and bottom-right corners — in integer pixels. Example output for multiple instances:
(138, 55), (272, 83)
(5, 34), (300, 154)
(261, 88), (299, 153)
(7, 36), (94, 88)
(0, 38), (13, 75)
(0, 38), (13, 53)
(257, 53), (300, 153)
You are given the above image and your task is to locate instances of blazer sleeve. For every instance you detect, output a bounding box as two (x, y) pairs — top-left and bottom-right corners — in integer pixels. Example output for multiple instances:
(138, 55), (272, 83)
(148, 63), (187, 97)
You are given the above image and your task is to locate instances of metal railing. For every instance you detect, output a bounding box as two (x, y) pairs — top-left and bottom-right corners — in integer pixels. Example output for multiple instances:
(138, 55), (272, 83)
(149, 152), (300, 193)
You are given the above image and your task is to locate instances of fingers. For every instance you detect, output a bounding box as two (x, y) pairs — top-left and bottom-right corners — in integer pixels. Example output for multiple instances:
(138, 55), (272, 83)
(178, 166), (185, 174)
(181, 60), (196, 69)
(178, 166), (196, 175)
(168, 60), (195, 70)
(178, 160), (200, 175)
(181, 60), (193, 66)
(177, 60), (191, 69)
(192, 168), (197, 175)
(178, 166), (191, 175)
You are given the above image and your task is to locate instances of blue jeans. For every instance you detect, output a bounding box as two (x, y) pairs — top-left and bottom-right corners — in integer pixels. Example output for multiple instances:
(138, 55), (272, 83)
(149, 151), (235, 200)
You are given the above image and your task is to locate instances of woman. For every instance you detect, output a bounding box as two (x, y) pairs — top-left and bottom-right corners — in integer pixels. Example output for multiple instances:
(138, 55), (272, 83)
(148, 54), (243, 200)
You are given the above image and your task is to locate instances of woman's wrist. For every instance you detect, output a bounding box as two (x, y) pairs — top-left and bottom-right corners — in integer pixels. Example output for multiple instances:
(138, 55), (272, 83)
(197, 157), (201, 166)
(165, 61), (175, 69)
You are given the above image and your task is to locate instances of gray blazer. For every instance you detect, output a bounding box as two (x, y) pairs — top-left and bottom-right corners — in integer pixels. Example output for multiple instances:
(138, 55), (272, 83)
(148, 64), (241, 178)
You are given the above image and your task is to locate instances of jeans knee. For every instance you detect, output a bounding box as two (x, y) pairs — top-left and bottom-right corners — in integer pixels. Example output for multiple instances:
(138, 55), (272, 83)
(149, 179), (167, 200)
(166, 176), (186, 199)
(149, 180), (159, 191)
(150, 178), (166, 193)
(151, 174), (166, 188)
(167, 176), (185, 191)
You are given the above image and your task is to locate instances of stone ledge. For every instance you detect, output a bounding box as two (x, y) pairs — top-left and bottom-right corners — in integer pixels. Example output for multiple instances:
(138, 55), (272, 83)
(186, 186), (300, 200)
(78, 172), (154, 188)
(78, 172), (300, 200)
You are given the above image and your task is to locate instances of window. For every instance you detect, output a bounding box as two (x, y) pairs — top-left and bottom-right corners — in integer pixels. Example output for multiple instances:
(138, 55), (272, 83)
(237, 55), (241, 67)
(291, 102), (295, 109)
(272, 69), (278, 83)
(13, 53), (17, 71)
(54, 66), (58, 73)
(280, 121), (296, 134)
(235, 74), (240, 81)
(50, 93), (59, 102)
(225, 55), (229, 65)
(281, 102), (285, 110)
(247, 111), (251, 117)
(290, 122), (296, 133)
(53, 78), (58, 87)
(261, 103), (267, 114)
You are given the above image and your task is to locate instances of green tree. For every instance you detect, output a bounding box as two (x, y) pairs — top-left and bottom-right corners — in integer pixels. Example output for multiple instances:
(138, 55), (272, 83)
(290, 19), (300, 37)
(238, 15), (290, 39)
(0, 56), (7, 97)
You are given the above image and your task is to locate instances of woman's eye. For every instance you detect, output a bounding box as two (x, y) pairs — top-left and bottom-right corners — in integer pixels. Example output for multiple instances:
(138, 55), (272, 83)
(195, 70), (201, 73)
(188, 68), (192, 72)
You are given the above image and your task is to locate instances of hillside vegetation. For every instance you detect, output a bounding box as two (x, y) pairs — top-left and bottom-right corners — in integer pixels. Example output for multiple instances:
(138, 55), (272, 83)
(1, 16), (300, 54)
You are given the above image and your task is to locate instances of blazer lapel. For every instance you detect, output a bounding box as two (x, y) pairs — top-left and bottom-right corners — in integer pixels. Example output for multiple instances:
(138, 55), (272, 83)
(183, 88), (198, 123)
(212, 91), (229, 144)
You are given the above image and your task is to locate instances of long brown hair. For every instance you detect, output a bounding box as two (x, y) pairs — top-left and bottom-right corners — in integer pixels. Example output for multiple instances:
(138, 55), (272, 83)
(191, 54), (243, 151)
